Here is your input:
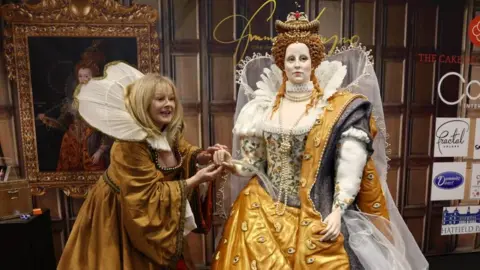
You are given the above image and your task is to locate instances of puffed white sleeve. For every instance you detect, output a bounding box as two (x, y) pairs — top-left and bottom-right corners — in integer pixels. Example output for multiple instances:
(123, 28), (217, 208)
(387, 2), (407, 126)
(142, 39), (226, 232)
(333, 127), (370, 213)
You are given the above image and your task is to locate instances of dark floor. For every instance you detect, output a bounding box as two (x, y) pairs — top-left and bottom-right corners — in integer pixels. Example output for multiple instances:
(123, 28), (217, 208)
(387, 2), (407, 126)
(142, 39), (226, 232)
(427, 252), (480, 270)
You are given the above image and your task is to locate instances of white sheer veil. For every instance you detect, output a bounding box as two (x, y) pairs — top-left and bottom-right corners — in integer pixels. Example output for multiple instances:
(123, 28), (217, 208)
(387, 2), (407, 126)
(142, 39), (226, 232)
(223, 44), (428, 270)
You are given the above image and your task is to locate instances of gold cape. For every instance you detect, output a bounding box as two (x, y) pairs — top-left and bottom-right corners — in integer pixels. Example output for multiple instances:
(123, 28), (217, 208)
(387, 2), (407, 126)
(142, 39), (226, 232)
(212, 92), (389, 270)
(57, 136), (212, 270)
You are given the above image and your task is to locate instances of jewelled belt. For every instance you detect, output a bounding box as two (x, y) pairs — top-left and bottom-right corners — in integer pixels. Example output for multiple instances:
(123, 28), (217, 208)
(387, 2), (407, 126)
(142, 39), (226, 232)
(103, 171), (120, 194)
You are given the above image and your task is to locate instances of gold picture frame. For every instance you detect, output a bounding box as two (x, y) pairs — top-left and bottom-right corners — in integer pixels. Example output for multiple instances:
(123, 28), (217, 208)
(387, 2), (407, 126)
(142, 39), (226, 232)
(1, 0), (160, 197)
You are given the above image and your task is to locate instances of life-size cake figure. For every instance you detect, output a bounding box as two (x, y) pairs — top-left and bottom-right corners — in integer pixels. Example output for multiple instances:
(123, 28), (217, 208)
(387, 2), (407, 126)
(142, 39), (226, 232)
(212, 12), (428, 270)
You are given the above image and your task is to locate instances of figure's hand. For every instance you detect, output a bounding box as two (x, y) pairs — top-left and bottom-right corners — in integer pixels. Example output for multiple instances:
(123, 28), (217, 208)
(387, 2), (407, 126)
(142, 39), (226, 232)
(213, 149), (236, 173)
(196, 144), (229, 165)
(319, 208), (342, 242)
(38, 113), (45, 120)
(91, 150), (103, 165)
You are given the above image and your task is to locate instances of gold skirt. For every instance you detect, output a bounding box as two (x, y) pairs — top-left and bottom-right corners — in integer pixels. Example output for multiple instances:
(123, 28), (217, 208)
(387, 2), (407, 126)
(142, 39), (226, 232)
(212, 177), (350, 269)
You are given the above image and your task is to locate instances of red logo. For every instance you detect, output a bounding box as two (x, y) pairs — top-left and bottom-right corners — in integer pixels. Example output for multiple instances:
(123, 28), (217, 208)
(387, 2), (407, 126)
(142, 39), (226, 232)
(468, 16), (480, 46)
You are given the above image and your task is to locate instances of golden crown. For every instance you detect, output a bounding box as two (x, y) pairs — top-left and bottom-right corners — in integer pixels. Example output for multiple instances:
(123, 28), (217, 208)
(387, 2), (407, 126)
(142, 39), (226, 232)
(273, 11), (320, 45)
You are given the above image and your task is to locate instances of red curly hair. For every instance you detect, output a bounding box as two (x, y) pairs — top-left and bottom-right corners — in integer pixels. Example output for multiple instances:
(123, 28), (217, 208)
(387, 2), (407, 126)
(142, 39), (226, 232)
(270, 32), (326, 117)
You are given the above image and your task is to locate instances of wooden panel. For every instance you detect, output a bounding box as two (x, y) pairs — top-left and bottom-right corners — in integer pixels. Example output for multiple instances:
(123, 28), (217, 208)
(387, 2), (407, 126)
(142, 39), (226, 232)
(384, 60), (405, 103)
(174, 55), (200, 102)
(407, 167), (429, 206)
(318, 1), (342, 43)
(385, 114), (403, 157)
(34, 189), (62, 219)
(410, 115), (432, 156)
(414, 62), (435, 104)
(246, 0), (272, 37)
(427, 211), (450, 253)
(183, 114), (201, 147)
(211, 56), (235, 101)
(211, 0), (234, 41)
(212, 114), (234, 149)
(353, 2), (375, 46)
(406, 216), (425, 249)
(456, 232), (476, 251)
(173, 0), (199, 40)
(415, 6), (437, 48)
(387, 165), (400, 205)
(0, 118), (19, 168)
(69, 197), (85, 217)
(386, 4), (406, 47)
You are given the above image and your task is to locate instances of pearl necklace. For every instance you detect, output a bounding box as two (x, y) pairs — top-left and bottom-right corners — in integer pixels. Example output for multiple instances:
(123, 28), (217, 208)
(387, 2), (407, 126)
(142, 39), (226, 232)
(286, 81), (314, 92)
(284, 91), (312, 102)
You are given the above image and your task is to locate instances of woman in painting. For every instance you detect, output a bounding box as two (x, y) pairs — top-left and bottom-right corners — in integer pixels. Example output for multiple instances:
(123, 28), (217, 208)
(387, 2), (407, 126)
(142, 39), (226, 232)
(211, 11), (428, 270)
(58, 62), (227, 269)
(38, 59), (112, 171)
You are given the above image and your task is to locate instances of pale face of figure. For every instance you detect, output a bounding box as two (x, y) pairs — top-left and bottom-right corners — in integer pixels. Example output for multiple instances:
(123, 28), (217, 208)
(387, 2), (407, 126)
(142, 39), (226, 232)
(78, 68), (93, 84)
(149, 86), (176, 129)
(284, 42), (312, 84)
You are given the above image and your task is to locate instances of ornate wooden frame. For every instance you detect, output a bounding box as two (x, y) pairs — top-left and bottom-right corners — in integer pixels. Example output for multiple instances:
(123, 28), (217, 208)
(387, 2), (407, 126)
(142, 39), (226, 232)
(1, 0), (160, 197)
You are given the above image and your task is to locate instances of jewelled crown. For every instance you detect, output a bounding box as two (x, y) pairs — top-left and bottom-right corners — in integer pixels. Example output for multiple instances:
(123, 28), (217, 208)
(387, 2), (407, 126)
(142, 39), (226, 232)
(274, 11), (320, 43)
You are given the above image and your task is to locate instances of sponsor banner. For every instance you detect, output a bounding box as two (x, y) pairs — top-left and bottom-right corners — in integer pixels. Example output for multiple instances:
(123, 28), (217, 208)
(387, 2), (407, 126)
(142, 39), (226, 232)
(470, 164), (480, 199)
(475, 119), (480, 159)
(442, 206), (480, 235)
(431, 162), (466, 201)
(434, 118), (470, 158)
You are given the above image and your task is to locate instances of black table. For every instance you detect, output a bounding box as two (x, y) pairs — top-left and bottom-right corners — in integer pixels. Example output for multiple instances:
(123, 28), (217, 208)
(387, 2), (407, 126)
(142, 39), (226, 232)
(0, 208), (56, 270)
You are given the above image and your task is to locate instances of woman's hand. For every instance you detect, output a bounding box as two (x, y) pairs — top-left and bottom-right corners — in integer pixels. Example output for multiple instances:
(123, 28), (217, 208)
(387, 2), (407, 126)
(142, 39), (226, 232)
(196, 144), (229, 165)
(186, 164), (223, 189)
(91, 149), (104, 165)
(319, 208), (342, 242)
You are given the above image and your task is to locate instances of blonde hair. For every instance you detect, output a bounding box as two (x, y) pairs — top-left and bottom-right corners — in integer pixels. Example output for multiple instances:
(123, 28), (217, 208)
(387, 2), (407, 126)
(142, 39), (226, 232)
(124, 74), (184, 146)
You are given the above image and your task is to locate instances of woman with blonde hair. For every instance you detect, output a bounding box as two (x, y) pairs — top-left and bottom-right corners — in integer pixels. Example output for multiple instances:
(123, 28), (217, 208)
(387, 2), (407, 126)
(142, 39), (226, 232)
(58, 62), (226, 269)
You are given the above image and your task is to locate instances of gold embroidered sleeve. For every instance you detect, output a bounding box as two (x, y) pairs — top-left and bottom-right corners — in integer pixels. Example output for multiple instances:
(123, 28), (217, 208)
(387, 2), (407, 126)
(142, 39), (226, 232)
(108, 141), (187, 266)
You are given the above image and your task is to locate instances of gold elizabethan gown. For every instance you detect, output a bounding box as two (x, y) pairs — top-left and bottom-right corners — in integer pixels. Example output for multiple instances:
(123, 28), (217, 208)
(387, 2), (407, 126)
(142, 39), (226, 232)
(212, 92), (390, 269)
(57, 137), (213, 270)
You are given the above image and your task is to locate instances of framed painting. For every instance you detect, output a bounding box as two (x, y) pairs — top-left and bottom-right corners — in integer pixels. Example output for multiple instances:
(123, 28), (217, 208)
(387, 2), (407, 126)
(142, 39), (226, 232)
(1, 0), (160, 197)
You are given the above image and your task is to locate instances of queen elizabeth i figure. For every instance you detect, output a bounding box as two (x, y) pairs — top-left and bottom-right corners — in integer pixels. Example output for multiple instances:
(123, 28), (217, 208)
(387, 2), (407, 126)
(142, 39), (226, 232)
(212, 11), (428, 270)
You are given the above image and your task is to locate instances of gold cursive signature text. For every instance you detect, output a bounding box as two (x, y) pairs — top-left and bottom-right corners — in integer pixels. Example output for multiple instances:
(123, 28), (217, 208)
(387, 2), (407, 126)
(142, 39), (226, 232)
(213, 0), (360, 64)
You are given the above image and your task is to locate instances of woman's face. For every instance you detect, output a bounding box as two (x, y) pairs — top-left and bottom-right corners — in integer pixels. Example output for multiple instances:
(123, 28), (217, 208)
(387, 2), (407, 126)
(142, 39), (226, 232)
(284, 42), (312, 84)
(149, 86), (176, 129)
(78, 68), (93, 84)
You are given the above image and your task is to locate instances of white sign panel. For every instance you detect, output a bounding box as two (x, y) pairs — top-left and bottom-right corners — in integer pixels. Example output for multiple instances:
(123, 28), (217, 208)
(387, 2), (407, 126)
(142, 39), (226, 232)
(442, 206), (480, 235)
(470, 164), (480, 199)
(431, 162), (466, 201)
(434, 118), (470, 157)
(474, 119), (480, 159)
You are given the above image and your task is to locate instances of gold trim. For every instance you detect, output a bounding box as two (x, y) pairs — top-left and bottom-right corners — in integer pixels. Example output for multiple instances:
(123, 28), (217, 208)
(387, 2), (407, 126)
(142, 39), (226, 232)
(1, 0), (160, 196)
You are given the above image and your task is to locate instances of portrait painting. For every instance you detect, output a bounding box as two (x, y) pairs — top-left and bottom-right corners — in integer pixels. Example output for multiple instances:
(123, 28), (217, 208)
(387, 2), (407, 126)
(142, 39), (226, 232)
(1, 0), (160, 195)
(31, 37), (137, 172)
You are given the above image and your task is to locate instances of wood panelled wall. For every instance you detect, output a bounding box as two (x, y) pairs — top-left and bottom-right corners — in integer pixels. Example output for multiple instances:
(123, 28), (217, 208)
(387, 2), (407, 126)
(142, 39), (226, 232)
(1, 0), (480, 267)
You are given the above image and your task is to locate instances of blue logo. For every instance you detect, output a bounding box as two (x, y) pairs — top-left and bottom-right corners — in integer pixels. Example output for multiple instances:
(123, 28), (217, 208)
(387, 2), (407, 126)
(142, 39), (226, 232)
(434, 171), (464, 189)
